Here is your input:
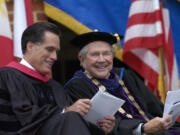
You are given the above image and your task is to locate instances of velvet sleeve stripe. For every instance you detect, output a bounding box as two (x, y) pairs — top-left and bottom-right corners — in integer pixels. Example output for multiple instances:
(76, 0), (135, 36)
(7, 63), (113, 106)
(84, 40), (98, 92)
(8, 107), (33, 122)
(0, 89), (10, 101)
(0, 105), (14, 115)
(0, 121), (21, 131)
(0, 98), (11, 106)
(0, 113), (18, 121)
(0, 87), (22, 132)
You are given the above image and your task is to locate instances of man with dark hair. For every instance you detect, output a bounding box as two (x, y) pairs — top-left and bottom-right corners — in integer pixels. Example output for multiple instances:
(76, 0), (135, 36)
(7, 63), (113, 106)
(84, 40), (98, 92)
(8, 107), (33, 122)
(65, 31), (180, 135)
(0, 22), (114, 135)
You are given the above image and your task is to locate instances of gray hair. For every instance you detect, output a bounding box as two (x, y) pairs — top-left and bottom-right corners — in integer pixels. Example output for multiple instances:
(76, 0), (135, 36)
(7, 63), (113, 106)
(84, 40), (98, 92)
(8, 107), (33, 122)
(79, 44), (115, 59)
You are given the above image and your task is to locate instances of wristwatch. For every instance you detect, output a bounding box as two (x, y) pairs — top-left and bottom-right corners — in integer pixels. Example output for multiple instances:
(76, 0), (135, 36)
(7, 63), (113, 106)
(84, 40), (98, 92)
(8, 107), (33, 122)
(141, 123), (145, 133)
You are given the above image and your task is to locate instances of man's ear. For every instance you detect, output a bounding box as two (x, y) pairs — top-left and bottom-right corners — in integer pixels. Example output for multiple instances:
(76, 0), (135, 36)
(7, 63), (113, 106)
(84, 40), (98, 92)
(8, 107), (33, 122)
(26, 42), (35, 53)
(78, 53), (83, 63)
(78, 53), (86, 68)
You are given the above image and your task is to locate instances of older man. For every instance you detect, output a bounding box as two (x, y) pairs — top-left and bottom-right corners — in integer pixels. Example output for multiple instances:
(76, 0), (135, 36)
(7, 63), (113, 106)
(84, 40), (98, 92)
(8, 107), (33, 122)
(0, 22), (114, 135)
(65, 32), (180, 135)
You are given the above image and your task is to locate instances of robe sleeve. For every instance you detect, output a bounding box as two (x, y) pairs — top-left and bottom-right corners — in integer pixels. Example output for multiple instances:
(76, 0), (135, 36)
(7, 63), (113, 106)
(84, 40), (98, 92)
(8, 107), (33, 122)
(123, 68), (180, 133)
(65, 77), (97, 103)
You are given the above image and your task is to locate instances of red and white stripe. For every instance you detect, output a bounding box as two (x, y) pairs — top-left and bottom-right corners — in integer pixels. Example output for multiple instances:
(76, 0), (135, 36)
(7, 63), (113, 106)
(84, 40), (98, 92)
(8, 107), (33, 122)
(123, 0), (179, 94)
(163, 9), (179, 90)
(13, 0), (33, 58)
(0, 0), (15, 67)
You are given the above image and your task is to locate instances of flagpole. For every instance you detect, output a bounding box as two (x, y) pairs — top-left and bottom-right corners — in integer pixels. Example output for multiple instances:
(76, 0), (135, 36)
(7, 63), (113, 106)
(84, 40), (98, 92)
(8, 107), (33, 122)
(158, 46), (167, 103)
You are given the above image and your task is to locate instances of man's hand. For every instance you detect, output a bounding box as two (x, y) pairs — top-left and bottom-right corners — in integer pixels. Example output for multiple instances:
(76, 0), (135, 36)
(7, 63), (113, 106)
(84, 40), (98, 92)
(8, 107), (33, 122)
(65, 99), (91, 116)
(144, 115), (172, 134)
(98, 115), (115, 134)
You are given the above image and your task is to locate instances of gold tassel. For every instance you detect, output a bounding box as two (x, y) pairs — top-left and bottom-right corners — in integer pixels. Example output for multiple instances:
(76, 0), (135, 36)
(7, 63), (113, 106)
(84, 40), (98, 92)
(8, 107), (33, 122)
(113, 33), (123, 61)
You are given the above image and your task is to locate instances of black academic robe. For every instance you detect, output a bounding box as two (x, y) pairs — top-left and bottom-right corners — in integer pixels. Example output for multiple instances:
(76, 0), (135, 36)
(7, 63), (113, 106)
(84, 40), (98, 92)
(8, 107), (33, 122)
(0, 61), (102, 135)
(65, 67), (180, 135)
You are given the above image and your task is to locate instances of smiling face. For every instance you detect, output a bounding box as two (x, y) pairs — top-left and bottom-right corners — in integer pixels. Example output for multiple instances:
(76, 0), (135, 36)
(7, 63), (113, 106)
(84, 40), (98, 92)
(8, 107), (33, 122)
(24, 31), (60, 75)
(79, 41), (114, 79)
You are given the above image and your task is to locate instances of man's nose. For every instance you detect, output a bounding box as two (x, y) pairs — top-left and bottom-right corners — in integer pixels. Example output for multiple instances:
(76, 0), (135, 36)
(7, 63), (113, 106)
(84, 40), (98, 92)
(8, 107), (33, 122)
(50, 51), (57, 60)
(98, 54), (105, 61)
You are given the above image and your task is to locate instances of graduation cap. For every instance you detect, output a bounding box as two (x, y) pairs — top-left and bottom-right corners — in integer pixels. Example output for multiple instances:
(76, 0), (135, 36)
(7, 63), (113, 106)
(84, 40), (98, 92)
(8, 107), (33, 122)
(70, 32), (117, 49)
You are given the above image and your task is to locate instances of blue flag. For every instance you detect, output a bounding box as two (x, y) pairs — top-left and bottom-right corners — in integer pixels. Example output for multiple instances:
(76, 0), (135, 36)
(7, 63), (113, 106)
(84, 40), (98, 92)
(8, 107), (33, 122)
(44, 0), (180, 78)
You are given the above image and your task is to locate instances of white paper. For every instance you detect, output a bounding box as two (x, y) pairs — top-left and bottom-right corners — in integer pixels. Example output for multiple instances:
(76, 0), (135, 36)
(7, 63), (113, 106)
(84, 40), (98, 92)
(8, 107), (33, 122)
(163, 89), (180, 125)
(84, 90), (125, 125)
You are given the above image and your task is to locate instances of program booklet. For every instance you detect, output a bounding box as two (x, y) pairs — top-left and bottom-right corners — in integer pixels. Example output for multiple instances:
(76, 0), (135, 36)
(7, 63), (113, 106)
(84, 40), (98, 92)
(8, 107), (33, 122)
(163, 89), (180, 125)
(84, 90), (125, 125)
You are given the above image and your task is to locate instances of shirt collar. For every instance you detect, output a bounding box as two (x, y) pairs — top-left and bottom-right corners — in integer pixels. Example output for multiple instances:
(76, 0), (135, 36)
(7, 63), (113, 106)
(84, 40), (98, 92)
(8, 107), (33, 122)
(20, 58), (35, 70)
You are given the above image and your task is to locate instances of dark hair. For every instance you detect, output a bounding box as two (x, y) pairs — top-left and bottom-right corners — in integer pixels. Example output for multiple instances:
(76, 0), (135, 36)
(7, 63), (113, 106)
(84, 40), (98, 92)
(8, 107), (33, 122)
(21, 21), (61, 54)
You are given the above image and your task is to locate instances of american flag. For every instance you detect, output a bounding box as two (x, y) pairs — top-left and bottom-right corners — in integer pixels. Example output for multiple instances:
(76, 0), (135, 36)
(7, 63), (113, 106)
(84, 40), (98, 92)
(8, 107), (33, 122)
(122, 0), (179, 102)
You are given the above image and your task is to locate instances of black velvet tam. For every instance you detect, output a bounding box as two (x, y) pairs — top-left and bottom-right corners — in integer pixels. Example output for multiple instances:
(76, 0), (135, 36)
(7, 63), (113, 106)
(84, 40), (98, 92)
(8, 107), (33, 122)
(70, 32), (117, 49)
